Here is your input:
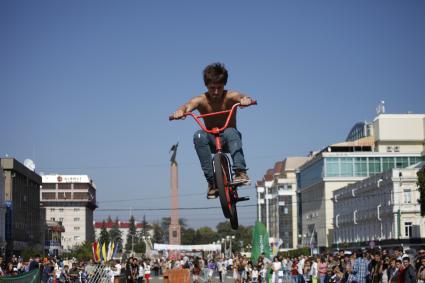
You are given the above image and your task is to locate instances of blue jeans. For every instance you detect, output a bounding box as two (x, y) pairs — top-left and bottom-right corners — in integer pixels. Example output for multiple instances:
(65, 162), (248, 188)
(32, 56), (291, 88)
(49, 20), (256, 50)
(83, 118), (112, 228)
(193, 128), (246, 184)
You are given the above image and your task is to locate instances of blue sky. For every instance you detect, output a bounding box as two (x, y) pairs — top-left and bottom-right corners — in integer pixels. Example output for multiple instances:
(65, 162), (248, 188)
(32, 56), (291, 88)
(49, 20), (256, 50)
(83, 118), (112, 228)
(1, 1), (424, 229)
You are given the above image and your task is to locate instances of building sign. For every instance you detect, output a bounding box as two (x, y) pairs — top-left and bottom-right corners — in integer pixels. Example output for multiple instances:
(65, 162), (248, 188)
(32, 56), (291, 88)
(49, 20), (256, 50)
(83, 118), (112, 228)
(43, 175), (92, 184)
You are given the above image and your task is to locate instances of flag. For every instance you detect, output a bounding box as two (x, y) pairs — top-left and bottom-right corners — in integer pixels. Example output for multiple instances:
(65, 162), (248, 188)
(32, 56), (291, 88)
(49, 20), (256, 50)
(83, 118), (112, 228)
(92, 242), (98, 262)
(112, 241), (119, 259)
(96, 242), (101, 262)
(272, 238), (283, 257)
(107, 242), (113, 261)
(102, 242), (107, 262)
(251, 221), (271, 265)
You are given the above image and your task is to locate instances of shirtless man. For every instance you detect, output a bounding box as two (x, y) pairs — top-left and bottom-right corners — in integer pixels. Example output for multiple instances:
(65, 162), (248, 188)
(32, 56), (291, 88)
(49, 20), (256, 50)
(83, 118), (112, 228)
(172, 62), (254, 199)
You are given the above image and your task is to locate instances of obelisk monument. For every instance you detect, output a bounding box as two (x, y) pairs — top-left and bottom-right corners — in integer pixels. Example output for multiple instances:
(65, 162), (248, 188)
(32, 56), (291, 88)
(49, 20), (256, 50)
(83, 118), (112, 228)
(169, 143), (181, 248)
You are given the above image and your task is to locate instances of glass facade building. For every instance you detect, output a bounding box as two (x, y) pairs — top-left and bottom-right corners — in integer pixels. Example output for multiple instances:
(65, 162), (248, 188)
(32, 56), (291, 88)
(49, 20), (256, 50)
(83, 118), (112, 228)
(324, 156), (423, 178)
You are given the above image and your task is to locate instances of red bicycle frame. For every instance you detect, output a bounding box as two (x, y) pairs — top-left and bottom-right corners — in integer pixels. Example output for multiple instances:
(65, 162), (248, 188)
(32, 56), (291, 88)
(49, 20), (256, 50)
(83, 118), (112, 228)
(170, 100), (257, 151)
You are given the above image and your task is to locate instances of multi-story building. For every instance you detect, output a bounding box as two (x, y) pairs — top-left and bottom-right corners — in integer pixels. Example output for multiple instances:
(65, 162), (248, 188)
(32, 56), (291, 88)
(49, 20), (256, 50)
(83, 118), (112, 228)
(41, 175), (97, 251)
(0, 164), (6, 256)
(93, 220), (152, 249)
(1, 158), (44, 256)
(256, 157), (309, 250)
(333, 164), (425, 248)
(45, 220), (65, 256)
(297, 112), (425, 248)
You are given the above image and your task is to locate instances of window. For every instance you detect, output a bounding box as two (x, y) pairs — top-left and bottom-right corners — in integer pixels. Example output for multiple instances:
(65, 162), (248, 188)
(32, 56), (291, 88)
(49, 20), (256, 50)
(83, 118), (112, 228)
(368, 157), (381, 176)
(382, 157), (395, 172)
(404, 189), (412, 204)
(59, 208), (64, 212)
(396, 157), (409, 169)
(50, 217), (55, 221)
(284, 208), (289, 214)
(74, 217), (80, 222)
(74, 208), (80, 212)
(326, 158), (339, 177)
(59, 218), (64, 222)
(74, 227), (80, 231)
(405, 222), (412, 237)
(354, 158), (367, 177)
(74, 236), (80, 241)
(50, 208), (55, 212)
(340, 158), (353, 177)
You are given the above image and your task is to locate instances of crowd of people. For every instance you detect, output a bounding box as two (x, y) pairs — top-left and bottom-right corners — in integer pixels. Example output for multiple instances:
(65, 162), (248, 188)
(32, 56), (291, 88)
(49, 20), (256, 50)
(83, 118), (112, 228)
(144, 246), (425, 283)
(0, 246), (424, 283)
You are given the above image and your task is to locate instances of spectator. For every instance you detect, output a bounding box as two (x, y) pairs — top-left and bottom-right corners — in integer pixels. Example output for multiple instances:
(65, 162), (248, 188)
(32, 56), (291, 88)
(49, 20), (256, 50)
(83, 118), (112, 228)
(28, 255), (41, 271)
(402, 257), (416, 283)
(417, 256), (425, 283)
(353, 250), (370, 283)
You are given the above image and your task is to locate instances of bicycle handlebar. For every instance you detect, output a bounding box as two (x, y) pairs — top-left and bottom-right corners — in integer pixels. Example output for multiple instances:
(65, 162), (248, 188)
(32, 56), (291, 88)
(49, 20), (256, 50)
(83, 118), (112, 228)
(169, 100), (257, 120)
(169, 100), (257, 134)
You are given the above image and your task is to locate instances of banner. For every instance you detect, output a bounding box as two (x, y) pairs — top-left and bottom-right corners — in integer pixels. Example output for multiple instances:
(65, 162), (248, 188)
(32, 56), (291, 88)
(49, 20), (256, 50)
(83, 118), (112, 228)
(0, 269), (40, 282)
(153, 243), (221, 251)
(251, 221), (271, 264)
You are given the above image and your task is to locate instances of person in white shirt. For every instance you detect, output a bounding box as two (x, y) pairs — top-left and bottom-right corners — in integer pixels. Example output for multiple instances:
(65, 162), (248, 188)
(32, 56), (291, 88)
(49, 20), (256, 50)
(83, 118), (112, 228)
(252, 266), (259, 283)
(272, 256), (283, 283)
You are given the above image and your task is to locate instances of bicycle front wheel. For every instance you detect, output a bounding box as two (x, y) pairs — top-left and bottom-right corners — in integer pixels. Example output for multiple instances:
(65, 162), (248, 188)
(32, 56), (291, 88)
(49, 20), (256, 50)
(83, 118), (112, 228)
(213, 153), (231, 219)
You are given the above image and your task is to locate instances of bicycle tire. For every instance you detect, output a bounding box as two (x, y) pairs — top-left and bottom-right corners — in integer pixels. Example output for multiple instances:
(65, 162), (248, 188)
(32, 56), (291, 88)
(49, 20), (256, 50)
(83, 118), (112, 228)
(213, 153), (231, 219)
(229, 196), (239, 230)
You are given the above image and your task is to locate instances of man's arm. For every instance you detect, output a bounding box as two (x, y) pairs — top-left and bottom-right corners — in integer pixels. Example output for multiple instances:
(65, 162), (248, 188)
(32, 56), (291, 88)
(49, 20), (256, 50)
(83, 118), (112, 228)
(227, 91), (253, 106)
(173, 95), (203, 119)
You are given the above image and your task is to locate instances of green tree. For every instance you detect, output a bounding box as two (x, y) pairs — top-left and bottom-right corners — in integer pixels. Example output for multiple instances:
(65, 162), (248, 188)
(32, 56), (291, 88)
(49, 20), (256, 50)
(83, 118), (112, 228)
(98, 220), (110, 245)
(181, 227), (196, 245)
(125, 215), (138, 253)
(215, 222), (253, 252)
(109, 217), (123, 252)
(152, 222), (164, 244)
(194, 227), (217, 244)
(68, 241), (93, 262)
(418, 165), (425, 216)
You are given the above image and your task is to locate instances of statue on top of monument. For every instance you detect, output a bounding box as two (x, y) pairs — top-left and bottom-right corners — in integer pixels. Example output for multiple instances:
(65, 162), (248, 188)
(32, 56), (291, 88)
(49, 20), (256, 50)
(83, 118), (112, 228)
(169, 142), (179, 164)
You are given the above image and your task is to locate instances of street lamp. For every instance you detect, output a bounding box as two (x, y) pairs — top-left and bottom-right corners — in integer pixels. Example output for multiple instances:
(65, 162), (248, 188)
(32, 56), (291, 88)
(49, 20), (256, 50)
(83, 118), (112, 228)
(226, 235), (235, 257)
(142, 235), (151, 256)
(221, 238), (227, 256)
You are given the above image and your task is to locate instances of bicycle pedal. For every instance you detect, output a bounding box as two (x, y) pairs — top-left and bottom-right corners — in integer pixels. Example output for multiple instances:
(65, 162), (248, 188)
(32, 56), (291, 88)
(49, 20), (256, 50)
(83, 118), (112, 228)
(237, 196), (250, 202)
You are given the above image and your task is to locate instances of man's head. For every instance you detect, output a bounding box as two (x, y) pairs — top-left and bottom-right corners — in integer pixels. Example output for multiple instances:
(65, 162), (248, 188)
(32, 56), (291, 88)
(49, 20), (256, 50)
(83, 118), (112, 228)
(203, 63), (228, 100)
(395, 247), (403, 256)
(203, 63), (228, 86)
(402, 257), (410, 268)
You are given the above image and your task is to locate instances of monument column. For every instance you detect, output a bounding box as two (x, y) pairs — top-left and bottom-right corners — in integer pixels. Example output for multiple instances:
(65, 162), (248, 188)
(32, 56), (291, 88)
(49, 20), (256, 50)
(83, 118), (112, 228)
(169, 143), (181, 248)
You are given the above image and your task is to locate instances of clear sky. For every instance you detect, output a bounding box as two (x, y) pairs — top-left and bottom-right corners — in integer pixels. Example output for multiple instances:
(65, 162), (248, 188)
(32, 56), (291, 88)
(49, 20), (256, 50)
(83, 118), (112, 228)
(1, 1), (425, 229)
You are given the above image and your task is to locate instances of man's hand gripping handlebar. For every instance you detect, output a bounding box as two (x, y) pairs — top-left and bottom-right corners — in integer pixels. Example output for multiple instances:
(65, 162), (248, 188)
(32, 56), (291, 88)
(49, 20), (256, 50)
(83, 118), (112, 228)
(169, 100), (257, 134)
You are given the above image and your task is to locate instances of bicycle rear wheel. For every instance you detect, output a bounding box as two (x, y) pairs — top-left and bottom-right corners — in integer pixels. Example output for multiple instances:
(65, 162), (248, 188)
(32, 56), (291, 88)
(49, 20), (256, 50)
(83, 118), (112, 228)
(213, 153), (232, 219)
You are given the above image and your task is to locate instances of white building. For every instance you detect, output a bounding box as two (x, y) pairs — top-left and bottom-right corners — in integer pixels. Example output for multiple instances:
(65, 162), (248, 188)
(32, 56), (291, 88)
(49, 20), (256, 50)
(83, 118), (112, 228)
(297, 112), (425, 248)
(41, 175), (97, 251)
(333, 164), (425, 247)
(256, 157), (309, 250)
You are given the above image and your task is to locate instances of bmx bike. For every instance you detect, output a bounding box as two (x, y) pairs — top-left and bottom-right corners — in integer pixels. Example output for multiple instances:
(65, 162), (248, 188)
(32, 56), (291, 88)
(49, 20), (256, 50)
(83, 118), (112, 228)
(169, 100), (257, 229)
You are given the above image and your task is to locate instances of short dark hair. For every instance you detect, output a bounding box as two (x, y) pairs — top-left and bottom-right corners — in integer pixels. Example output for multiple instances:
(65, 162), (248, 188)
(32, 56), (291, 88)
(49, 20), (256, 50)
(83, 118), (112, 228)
(402, 257), (410, 262)
(203, 63), (228, 86)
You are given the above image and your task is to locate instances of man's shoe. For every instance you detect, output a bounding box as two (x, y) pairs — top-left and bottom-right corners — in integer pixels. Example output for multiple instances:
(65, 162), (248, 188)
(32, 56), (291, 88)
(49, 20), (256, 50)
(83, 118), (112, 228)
(233, 170), (251, 185)
(207, 183), (218, 199)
